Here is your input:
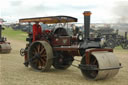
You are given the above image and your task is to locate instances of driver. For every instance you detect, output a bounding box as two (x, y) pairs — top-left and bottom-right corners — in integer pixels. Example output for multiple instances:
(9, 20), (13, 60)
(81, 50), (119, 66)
(32, 22), (42, 41)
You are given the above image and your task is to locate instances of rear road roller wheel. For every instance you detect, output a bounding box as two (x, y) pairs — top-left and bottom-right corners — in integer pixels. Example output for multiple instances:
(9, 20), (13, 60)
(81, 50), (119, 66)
(80, 51), (120, 80)
(28, 41), (53, 71)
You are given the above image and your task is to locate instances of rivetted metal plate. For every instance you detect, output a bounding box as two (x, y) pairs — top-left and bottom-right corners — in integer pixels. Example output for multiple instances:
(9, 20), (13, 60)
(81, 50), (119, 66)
(0, 43), (11, 53)
(91, 51), (120, 80)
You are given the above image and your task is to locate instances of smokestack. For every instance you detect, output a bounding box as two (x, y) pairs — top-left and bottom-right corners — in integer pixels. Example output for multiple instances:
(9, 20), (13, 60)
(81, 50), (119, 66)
(83, 11), (91, 40)
(125, 32), (127, 40)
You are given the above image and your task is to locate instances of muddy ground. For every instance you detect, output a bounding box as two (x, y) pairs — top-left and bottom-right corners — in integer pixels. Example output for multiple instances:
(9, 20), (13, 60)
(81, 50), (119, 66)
(0, 38), (128, 85)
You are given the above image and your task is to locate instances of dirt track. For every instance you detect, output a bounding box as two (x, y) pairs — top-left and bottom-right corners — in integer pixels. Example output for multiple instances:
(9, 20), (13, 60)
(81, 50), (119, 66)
(0, 38), (128, 85)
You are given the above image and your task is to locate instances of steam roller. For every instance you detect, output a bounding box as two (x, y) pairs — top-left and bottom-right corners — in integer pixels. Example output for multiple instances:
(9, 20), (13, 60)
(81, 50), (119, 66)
(0, 25), (11, 53)
(19, 11), (121, 80)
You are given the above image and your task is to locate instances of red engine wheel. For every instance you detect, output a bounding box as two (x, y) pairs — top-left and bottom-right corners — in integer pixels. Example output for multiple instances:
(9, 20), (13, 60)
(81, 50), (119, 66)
(28, 41), (53, 71)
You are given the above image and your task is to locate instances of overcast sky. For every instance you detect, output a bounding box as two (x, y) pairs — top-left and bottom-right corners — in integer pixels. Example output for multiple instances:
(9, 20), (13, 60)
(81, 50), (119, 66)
(0, 0), (128, 23)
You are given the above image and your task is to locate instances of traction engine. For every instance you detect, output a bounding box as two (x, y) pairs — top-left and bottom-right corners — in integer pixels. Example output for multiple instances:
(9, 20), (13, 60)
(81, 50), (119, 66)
(20, 11), (121, 80)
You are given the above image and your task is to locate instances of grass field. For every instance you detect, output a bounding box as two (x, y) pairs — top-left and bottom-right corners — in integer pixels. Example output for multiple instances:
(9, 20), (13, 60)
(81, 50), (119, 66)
(0, 28), (128, 85)
(2, 27), (27, 41)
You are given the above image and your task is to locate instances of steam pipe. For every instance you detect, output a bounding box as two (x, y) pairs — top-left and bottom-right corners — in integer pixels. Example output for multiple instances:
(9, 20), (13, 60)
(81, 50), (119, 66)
(83, 11), (91, 40)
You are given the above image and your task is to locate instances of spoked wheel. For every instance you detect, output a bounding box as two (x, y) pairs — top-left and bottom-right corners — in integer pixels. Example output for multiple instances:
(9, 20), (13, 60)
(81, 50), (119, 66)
(105, 39), (116, 49)
(80, 51), (120, 80)
(28, 41), (53, 71)
(53, 52), (74, 70)
(20, 48), (25, 56)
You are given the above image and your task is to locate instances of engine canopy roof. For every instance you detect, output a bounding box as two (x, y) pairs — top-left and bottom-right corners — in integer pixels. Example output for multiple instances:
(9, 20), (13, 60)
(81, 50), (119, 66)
(19, 16), (77, 24)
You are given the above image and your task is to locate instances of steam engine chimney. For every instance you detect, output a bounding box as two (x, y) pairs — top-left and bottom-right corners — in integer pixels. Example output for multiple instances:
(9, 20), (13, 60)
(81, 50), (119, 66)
(83, 11), (91, 40)
(125, 32), (127, 40)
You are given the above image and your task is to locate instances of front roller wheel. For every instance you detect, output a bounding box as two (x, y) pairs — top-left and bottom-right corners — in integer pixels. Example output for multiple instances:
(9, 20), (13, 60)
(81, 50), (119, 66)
(28, 41), (53, 71)
(0, 43), (11, 53)
(80, 55), (98, 79)
(80, 51), (120, 80)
